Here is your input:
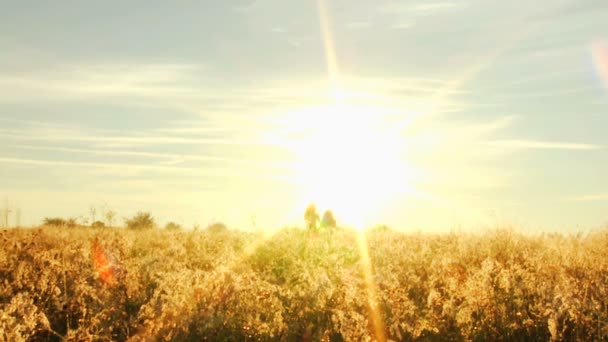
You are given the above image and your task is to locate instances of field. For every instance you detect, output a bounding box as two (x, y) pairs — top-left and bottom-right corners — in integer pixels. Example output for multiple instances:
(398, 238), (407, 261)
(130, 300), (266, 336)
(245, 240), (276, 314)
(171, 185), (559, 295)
(1, 225), (608, 341)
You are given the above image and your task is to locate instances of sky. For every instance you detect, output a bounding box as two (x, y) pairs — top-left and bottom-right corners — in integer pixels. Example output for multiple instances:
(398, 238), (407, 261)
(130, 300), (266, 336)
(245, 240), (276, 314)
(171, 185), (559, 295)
(1, 0), (607, 232)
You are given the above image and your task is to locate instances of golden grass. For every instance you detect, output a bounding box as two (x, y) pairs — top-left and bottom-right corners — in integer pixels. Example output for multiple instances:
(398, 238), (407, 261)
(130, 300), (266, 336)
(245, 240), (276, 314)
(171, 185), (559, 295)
(1, 225), (607, 341)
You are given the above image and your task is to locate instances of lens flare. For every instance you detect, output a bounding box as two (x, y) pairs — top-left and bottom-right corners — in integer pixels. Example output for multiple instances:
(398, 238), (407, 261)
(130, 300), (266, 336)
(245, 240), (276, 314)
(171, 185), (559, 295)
(316, 0), (343, 103)
(314, 0), (388, 339)
(592, 40), (608, 91)
(354, 229), (387, 341)
(91, 238), (121, 286)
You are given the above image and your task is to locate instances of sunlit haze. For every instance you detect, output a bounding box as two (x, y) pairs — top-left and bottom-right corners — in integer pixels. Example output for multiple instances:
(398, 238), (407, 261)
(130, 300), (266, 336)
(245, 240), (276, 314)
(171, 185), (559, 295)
(1, 0), (607, 232)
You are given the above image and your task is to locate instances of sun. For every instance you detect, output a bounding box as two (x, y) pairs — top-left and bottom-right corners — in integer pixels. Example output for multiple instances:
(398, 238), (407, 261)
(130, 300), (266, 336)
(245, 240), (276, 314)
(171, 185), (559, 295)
(280, 103), (416, 229)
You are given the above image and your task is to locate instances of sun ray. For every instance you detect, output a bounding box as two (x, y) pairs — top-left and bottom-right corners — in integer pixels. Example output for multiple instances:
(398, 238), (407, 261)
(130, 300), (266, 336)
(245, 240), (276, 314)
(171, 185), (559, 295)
(380, 21), (542, 226)
(394, 22), (539, 133)
(315, 1), (387, 340)
(354, 229), (387, 342)
(316, 0), (344, 104)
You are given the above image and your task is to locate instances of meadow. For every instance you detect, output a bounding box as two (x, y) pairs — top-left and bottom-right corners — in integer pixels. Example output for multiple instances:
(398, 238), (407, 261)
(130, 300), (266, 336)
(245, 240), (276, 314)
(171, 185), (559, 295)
(1, 224), (608, 341)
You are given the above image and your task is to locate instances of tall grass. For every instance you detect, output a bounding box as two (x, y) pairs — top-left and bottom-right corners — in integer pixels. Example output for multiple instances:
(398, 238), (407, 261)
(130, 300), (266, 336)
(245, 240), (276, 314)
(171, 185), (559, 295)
(1, 226), (607, 341)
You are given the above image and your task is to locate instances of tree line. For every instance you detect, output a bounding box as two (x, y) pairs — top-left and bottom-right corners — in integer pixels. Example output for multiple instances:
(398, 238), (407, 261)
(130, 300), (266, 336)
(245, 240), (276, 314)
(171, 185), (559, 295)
(40, 204), (337, 232)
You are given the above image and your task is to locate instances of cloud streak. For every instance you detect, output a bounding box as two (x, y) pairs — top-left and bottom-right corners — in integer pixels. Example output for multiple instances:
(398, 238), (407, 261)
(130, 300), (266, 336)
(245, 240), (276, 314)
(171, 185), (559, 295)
(0, 61), (470, 122)
(345, 21), (373, 30)
(378, 1), (467, 15)
(10, 144), (292, 168)
(0, 131), (268, 146)
(483, 140), (601, 150)
(0, 156), (294, 182)
(566, 194), (608, 202)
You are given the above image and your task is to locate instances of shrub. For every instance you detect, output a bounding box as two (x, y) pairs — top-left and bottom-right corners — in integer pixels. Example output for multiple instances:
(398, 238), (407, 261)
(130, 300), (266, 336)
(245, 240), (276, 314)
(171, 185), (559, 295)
(43, 217), (66, 227)
(320, 210), (336, 228)
(372, 224), (390, 232)
(165, 222), (182, 231)
(91, 220), (105, 229)
(43, 217), (77, 227)
(206, 222), (227, 233)
(304, 204), (319, 231)
(125, 211), (155, 230)
(104, 209), (117, 227)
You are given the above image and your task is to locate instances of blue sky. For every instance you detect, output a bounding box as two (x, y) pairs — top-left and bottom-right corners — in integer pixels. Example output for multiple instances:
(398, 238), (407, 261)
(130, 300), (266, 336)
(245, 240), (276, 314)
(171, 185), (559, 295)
(1, 0), (607, 232)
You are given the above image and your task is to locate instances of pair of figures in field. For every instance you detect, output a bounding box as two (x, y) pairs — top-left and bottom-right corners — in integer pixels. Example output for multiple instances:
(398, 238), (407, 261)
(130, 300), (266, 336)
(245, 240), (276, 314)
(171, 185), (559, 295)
(304, 204), (336, 232)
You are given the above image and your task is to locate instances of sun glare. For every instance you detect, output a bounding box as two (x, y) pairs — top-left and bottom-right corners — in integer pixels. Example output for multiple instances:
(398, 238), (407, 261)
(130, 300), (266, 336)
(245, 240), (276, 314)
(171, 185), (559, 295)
(282, 104), (415, 229)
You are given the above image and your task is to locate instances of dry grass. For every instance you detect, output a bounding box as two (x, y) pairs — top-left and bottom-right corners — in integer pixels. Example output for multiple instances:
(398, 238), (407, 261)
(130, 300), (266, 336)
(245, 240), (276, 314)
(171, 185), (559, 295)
(1, 225), (608, 341)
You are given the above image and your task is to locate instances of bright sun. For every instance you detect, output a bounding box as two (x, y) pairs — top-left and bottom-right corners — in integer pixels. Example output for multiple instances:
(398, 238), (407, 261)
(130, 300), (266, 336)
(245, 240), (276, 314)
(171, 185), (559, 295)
(281, 104), (415, 229)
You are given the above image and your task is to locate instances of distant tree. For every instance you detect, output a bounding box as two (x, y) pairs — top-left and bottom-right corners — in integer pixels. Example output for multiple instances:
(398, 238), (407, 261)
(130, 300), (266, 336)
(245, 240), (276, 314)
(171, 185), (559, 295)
(89, 205), (97, 225)
(2, 199), (11, 228)
(91, 220), (106, 229)
(125, 211), (156, 230)
(165, 222), (182, 231)
(206, 222), (227, 233)
(44, 217), (67, 227)
(372, 224), (390, 232)
(250, 214), (257, 231)
(78, 216), (89, 226)
(320, 210), (337, 228)
(42, 217), (78, 228)
(15, 207), (21, 228)
(104, 209), (117, 228)
(66, 218), (78, 228)
(304, 204), (320, 232)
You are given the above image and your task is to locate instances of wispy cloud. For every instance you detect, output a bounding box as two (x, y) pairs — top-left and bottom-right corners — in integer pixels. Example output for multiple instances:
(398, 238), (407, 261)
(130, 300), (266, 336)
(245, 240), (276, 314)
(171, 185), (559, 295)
(378, 1), (467, 15)
(10, 144), (291, 168)
(490, 86), (597, 101)
(0, 60), (474, 121)
(483, 140), (601, 150)
(0, 131), (266, 146)
(0, 62), (330, 119)
(565, 193), (608, 202)
(154, 127), (248, 134)
(431, 115), (518, 141)
(529, 1), (608, 22)
(270, 26), (286, 33)
(0, 62), (306, 115)
(232, 0), (258, 12)
(390, 22), (415, 30)
(287, 39), (302, 48)
(345, 21), (373, 30)
(0, 156), (198, 174)
(479, 67), (585, 90)
(0, 117), (73, 128)
(0, 156), (293, 181)
(411, 2), (464, 12)
(0, 63), (207, 103)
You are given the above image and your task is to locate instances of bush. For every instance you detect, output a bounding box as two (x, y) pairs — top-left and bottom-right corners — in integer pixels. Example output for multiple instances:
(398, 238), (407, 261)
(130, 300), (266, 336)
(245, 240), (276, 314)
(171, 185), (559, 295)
(206, 222), (227, 233)
(320, 210), (336, 228)
(91, 221), (105, 229)
(164, 222), (182, 231)
(371, 224), (390, 232)
(66, 218), (77, 228)
(43, 217), (66, 227)
(304, 204), (319, 231)
(43, 217), (77, 228)
(125, 211), (155, 230)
